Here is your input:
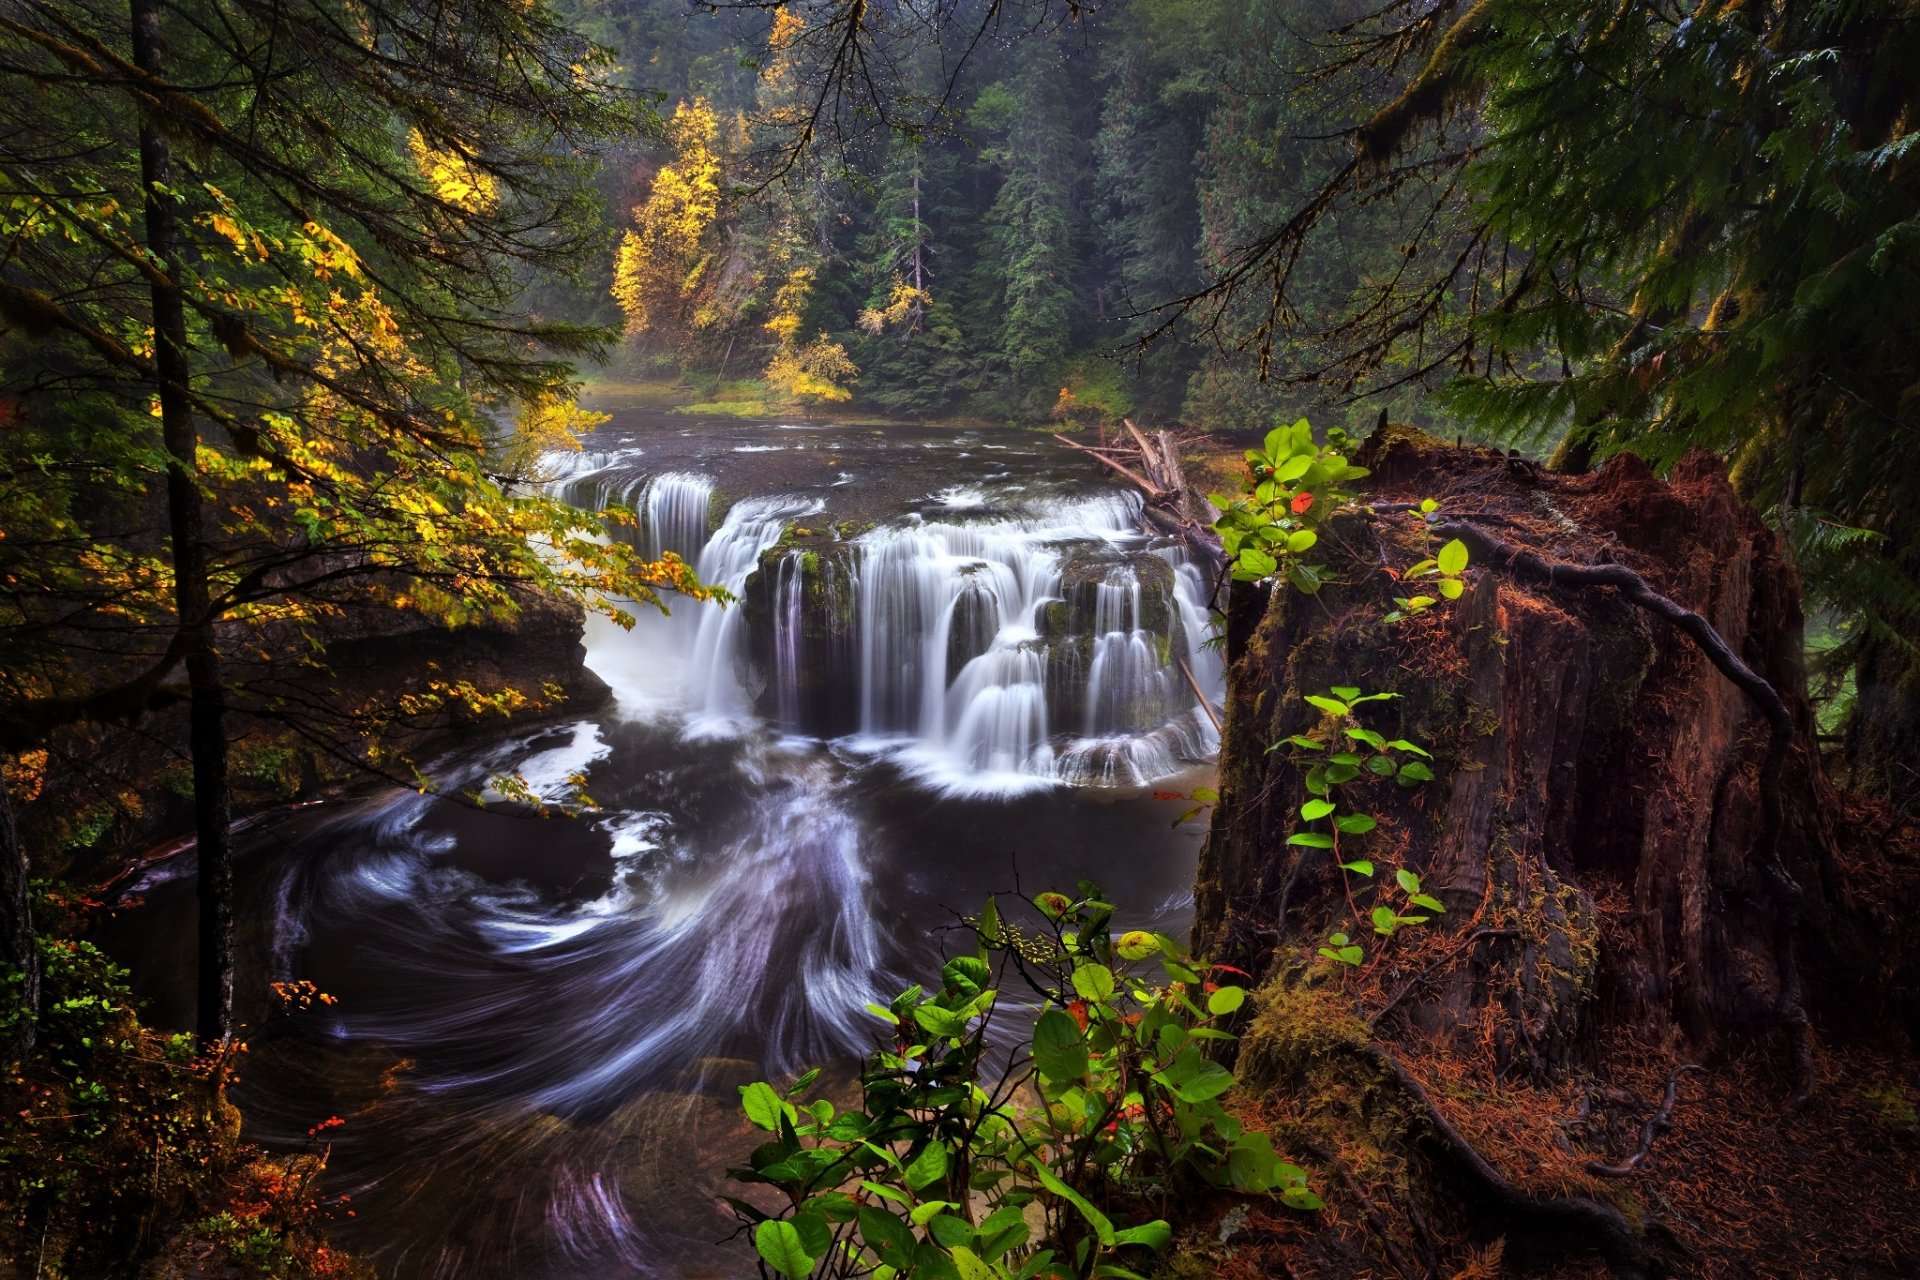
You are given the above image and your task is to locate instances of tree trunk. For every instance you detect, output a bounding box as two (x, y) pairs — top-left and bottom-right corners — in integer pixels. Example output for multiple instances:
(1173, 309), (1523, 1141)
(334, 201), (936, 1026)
(1189, 428), (1915, 1277)
(0, 761), (35, 1062)
(1845, 631), (1920, 817)
(132, 0), (233, 1049)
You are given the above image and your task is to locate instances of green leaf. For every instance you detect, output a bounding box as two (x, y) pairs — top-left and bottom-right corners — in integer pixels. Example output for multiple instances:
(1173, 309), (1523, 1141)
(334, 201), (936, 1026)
(1282, 734), (1325, 751)
(1276, 453), (1313, 483)
(1303, 694), (1350, 717)
(914, 1004), (973, 1039)
(1071, 964), (1116, 1002)
(1345, 727), (1387, 749)
(950, 1245), (1000, 1280)
(1334, 814), (1377, 834)
(1281, 1186), (1326, 1211)
(1207, 986), (1247, 1016)
(1398, 761), (1435, 783)
(1111, 1220), (1173, 1250)
(1339, 859), (1375, 876)
(905, 1142), (950, 1192)
(859, 1180), (910, 1205)
(858, 1207), (916, 1268)
(1153, 1055), (1236, 1103)
(1286, 832), (1334, 848)
(1395, 868), (1421, 894)
(1299, 798), (1336, 821)
(1437, 538), (1469, 575)
(1032, 1008), (1090, 1082)
(1371, 906), (1400, 935)
(865, 1002), (899, 1024)
(1285, 528), (1318, 553)
(740, 1081), (792, 1132)
(1366, 756), (1398, 777)
(1190, 785), (1219, 804)
(1236, 547), (1277, 579)
(909, 1199), (958, 1226)
(1028, 1159), (1116, 1246)
(1410, 893), (1447, 913)
(1438, 577), (1465, 600)
(754, 1220), (817, 1278)
(1329, 686), (1361, 701)
(1386, 739), (1431, 757)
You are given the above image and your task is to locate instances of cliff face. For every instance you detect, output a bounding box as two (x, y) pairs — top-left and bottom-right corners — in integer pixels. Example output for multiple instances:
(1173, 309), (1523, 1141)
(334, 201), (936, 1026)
(1189, 430), (1920, 1278)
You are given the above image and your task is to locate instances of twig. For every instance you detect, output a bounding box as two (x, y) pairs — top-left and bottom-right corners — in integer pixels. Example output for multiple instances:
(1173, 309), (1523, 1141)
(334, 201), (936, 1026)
(1051, 433), (1166, 497)
(1585, 1064), (1703, 1178)
(1178, 659), (1223, 734)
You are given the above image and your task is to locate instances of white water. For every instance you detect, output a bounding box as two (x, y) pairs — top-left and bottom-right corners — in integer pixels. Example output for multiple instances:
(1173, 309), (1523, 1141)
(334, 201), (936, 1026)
(557, 458), (1221, 794)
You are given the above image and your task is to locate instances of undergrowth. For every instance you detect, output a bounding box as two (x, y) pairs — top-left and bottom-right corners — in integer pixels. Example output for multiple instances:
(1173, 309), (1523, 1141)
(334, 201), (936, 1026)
(0, 888), (366, 1280)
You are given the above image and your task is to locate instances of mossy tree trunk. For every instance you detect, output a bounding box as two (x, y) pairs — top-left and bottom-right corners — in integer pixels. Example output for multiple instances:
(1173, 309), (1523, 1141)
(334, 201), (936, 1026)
(1188, 431), (1907, 1277)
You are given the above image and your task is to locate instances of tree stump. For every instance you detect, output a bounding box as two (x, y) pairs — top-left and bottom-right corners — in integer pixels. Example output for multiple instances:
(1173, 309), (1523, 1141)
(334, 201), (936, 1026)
(1189, 427), (1920, 1278)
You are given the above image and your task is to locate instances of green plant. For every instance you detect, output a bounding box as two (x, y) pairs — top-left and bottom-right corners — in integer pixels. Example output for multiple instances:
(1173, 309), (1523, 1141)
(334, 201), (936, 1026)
(1210, 419), (1370, 592)
(1270, 689), (1445, 969)
(727, 887), (1319, 1278)
(1384, 503), (1471, 622)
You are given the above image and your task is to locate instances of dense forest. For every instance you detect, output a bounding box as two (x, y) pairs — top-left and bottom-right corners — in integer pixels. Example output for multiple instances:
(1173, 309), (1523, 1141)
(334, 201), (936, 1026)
(562, 0), (1434, 432)
(2, 1), (1918, 1278)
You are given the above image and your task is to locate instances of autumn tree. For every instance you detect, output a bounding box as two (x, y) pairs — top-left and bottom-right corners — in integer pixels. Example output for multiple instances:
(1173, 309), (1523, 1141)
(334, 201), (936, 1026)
(611, 96), (733, 354)
(0, 0), (705, 1047)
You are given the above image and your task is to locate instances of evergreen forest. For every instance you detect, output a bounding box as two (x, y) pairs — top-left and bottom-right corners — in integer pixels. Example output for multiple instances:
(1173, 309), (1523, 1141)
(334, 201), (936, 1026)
(2, 2), (1918, 1278)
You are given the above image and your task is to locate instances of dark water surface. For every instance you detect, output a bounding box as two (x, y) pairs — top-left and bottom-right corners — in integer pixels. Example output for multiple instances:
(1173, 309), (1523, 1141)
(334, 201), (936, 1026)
(104, 406), (1217, 1278)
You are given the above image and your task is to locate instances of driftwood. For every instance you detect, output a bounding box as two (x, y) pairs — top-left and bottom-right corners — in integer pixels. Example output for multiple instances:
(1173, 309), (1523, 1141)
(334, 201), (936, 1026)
(1054, 419), (1225, 581)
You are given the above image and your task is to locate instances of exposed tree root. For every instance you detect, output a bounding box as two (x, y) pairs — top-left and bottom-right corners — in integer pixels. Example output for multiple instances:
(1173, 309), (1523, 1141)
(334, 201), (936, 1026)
(1585, 1064), (1703, 1178)
(1357, 1041), (1658, 1279)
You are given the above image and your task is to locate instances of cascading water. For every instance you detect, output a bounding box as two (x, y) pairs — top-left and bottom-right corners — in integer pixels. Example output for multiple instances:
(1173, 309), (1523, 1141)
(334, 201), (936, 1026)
(108, 416), (1217, 1280)
(553, 454), (1223, 791)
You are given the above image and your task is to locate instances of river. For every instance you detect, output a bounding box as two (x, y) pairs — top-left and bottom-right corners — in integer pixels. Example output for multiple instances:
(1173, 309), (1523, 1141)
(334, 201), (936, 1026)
(103, 404), (1221, 1278)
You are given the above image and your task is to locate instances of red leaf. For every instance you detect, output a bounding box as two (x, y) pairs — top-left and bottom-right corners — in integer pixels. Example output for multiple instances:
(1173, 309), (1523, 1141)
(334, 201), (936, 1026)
(1291, 491), (1315, 513)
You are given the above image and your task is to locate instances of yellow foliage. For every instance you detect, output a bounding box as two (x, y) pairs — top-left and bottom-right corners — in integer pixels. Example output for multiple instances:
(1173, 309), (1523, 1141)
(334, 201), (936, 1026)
(611, 99), (724, 340)
(765, 332), (857, 409)
(762, 264), (815, 346)
(406, 128), (499, 213)
(497, 392), (610, 481)
(857, 276), (932, 336)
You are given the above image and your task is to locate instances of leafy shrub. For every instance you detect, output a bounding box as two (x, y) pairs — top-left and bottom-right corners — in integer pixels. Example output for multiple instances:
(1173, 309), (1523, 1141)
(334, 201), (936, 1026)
(728, 886), (1318, 1279)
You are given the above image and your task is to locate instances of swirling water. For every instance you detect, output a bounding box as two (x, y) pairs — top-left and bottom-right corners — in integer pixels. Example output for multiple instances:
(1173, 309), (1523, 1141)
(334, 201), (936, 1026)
(104, 410), (1217, 1278)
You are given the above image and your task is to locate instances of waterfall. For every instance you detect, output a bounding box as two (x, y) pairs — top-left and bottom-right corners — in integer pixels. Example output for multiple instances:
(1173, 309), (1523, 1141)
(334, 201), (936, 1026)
(640, 472), (716, 560)
(562, 460), (1217, 790)
(685, 493), (822, 725)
